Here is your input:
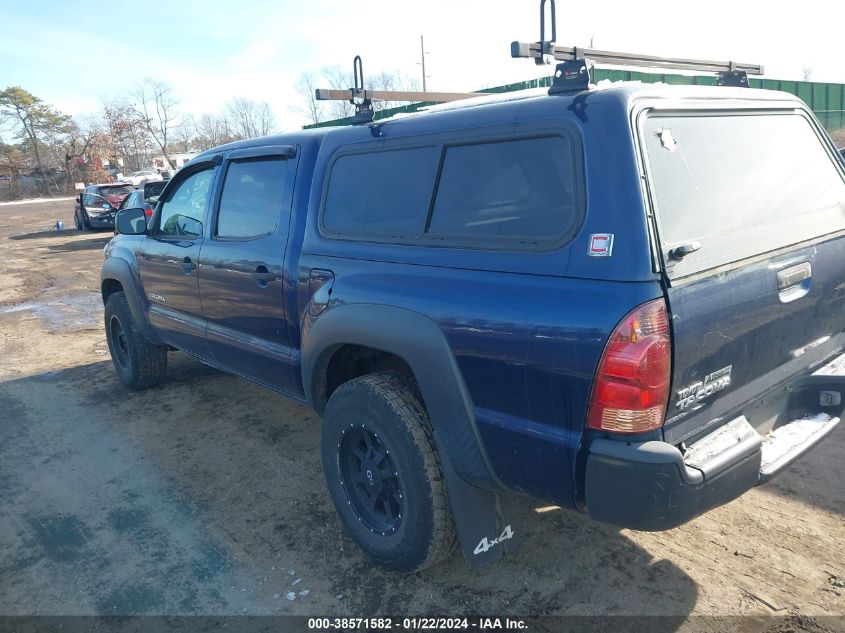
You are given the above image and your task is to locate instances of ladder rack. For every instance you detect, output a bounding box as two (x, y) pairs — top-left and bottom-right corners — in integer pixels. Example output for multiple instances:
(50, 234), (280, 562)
(314, 55), (478, 125)
(313, 1), (767, 125)
(315, 89), (479, 103)
(510, 42), (763, 76)
(512, 0), (763, 92)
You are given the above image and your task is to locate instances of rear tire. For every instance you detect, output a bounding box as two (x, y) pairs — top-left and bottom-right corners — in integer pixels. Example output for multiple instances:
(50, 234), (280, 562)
(321, 372), (457, 573)
(104, 291), (167, 390)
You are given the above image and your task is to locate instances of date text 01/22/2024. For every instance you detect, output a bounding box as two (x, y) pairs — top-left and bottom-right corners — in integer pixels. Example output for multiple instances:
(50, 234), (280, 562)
(306, 617), (528, 630)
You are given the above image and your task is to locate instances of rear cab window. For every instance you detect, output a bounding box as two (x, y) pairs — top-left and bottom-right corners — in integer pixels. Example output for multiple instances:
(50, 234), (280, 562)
(640, 108), (845, 278)
(428, 137), (579, 245)
(322, 147), (438, 237)
(320, 133), (583, 250)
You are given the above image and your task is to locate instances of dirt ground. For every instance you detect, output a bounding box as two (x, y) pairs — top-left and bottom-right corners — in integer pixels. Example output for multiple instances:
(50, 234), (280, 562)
(0, 199), (843, 628)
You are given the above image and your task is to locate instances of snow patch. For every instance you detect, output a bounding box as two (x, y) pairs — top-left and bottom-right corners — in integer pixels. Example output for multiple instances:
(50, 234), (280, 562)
(813, 353), (845, 377)
(760, 413), (838, 473)
(0, 197), (75, 206)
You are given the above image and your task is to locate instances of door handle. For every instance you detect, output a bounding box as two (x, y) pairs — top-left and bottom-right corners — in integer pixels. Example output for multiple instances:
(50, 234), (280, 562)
(776, 262), (811, 303)
(776, 262), (811, 290)
(251, 265), (278, 286)
(181, 257), (197, 274)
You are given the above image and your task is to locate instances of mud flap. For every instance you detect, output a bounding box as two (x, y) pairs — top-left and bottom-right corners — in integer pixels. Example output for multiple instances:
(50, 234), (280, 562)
(437, 442), (519, 568)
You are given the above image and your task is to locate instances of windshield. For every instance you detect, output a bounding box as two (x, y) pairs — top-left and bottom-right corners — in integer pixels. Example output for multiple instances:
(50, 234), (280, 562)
(643, 110), (845, 277)
(99, 186), (134, 197)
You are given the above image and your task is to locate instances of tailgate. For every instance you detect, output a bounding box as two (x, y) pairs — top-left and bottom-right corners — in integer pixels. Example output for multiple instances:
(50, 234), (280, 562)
(639, 106), (845, 442)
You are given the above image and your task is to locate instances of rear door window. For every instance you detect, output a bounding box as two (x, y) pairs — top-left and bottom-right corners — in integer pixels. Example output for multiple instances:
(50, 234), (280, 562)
(643, 111), (845, 277)
(216, 158), (287, 239)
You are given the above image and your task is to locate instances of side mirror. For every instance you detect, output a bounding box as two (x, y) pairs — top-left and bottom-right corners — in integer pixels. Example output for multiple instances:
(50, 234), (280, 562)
(115, 208), (147, 235)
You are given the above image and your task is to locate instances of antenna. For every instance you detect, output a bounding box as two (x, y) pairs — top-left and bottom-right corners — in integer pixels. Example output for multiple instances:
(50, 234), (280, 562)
(512, 0), (763, 93)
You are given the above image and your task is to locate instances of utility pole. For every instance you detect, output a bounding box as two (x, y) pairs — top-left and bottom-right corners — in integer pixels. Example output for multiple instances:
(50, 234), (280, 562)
(419, 35), (429, 91)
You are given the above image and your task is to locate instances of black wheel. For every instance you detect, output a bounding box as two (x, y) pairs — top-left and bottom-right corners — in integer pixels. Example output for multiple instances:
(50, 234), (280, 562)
(321, 372), (456, 572)
(104, 291), (167, 390)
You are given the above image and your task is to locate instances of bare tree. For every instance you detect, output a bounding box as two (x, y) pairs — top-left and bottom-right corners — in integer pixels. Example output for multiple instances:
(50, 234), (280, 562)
(173, 115), (196, 153)
(193, 113), (234, 151)
(103, 99), (153, 172)
(293, 71), (323, 125)
(132, 78), (181, 169)
(225, 98), (277, 140)
(370, 70), (420, 112)
(54, 118), (113, 184)
(320, 65), (355, 120)
(295, 67), (422, 125)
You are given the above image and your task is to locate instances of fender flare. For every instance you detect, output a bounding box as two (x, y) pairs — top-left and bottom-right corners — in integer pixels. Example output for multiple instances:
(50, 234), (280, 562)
(301, 303), (500, 491)
(100, 257), (163, 345)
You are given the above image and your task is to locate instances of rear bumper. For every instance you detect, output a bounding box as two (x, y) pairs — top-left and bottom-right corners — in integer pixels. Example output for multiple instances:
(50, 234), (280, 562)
(584, 412), (840, 531)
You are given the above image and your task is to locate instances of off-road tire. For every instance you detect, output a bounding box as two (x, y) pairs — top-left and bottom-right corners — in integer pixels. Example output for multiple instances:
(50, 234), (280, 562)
(321, 372), (457, 572)
(104, 291), (167, 390)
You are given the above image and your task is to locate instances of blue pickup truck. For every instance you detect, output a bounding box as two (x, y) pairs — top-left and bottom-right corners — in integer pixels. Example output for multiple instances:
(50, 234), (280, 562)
(101, 79), (845, 572)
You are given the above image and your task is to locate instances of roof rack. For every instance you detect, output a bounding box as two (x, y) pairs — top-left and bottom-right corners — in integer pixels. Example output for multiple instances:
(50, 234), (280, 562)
(512, 0), (763, 93)
(314, 3), (765, 125)
(315, 55), (478, 125)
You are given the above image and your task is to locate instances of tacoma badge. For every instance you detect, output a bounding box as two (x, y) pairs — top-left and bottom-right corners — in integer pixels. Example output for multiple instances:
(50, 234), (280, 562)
(676, 365), (732, 410)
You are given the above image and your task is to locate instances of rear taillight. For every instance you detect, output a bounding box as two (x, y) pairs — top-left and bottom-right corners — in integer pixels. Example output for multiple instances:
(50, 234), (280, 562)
(144, 208), (153, 217)
(587, 298), (671, 434)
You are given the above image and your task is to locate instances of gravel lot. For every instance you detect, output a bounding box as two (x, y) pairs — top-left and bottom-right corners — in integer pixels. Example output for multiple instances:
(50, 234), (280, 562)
(0, 199), (843, 629)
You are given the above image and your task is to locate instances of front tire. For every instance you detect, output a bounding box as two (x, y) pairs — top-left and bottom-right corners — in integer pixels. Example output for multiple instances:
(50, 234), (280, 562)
(74, 211), (85, 231)
(104, 291), (167, 390)
(321, 372), (456, 572)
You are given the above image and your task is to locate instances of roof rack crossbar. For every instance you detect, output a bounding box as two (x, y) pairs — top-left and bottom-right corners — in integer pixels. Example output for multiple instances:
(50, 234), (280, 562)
(314, 55), (480, 124)
(511, 42), (763, 76)
(315, 89), (479, 103)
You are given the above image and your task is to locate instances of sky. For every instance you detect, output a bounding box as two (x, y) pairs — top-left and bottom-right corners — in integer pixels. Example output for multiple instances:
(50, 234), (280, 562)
(1, 0), (844, 132)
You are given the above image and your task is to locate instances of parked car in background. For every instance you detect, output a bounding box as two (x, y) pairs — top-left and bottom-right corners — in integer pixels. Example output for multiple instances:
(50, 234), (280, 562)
(141, 180), (167, 204)
(114, 181), (168, 226)
(74, 183), (134, 231)
(116, 190), (152, 219)
(124, 170), (162, 186)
